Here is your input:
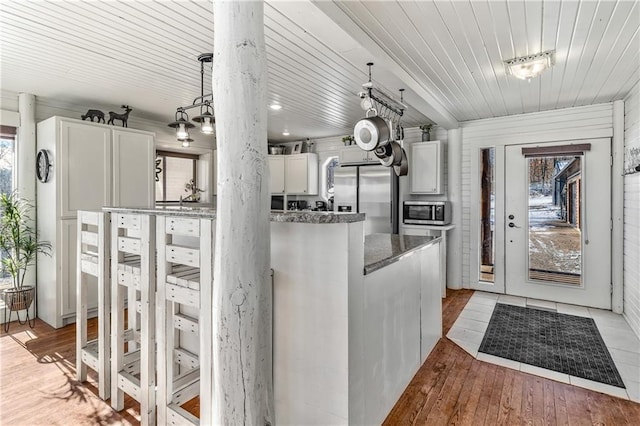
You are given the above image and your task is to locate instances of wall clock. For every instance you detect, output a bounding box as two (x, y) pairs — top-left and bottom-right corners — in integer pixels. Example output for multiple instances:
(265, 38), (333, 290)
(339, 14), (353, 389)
(36, 149), (52, 183)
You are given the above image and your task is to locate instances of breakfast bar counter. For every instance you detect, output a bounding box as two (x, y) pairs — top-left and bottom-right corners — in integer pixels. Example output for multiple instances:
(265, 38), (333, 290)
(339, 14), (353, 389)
(100, 206), (442, 425)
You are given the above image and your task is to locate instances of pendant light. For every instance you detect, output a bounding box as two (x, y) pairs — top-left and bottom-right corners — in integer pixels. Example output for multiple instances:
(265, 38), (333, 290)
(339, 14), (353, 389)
(168, 53), (215, 144)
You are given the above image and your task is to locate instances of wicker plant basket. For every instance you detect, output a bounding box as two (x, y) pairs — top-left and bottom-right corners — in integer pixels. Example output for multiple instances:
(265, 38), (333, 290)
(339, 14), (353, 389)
(2, 286), (35, 311)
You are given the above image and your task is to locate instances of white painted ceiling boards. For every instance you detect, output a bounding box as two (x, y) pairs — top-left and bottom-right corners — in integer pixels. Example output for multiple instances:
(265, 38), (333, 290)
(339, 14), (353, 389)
(1, 0), (638, 142)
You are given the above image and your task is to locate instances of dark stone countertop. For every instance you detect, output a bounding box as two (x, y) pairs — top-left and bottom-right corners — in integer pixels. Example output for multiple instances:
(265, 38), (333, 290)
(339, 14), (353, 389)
(364, 233), (441, 275)
(102, 206), (364, 224)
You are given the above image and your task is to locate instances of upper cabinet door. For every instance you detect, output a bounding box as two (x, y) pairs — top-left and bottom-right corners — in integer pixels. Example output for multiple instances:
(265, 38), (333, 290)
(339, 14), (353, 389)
(410, 141), (443, 194)
(285, 154), (318, 195)
(269, 155), (285, 194)
(112, 129), (155, 208)
(60, 120), (111, 217)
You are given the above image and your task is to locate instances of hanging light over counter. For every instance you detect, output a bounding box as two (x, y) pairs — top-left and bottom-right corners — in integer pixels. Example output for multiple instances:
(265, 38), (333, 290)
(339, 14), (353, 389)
(168, 53), (215, 144)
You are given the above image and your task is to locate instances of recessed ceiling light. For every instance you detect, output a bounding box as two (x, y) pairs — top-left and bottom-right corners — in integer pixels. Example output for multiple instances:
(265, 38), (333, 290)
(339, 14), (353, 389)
(282, 131), (290, 136)
(270, 104), (282, 110)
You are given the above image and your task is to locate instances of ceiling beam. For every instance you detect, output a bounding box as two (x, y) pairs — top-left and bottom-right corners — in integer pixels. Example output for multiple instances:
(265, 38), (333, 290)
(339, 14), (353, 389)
(311, 0), (459, 129)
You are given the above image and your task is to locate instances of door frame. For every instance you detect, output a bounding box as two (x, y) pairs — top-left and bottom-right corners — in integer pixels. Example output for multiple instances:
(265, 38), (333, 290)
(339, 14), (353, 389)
(469, 137), (616, 310)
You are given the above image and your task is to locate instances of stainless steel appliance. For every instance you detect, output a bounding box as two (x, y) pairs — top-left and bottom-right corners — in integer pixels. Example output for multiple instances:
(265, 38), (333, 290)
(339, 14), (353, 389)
(403, 201), (451, 225)
(334, 164), (398, 234)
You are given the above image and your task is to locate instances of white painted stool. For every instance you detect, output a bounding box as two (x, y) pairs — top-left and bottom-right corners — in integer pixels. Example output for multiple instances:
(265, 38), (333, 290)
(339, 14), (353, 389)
(156, 216), (215, 425)
(76, 210), (110, 400)
(110, 213), (156, 424)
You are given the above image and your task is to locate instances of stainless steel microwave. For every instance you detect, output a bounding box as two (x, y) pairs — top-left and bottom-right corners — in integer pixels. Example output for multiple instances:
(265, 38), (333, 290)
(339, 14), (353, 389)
(403, 201), (451, 225)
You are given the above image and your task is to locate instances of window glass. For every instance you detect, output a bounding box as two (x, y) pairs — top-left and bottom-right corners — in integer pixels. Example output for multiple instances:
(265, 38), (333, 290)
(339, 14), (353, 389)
(1, 128), (16, 286)
(0, 135), (15, 196)
(323, 156), (339, 203)
(479, 148), (495, 283)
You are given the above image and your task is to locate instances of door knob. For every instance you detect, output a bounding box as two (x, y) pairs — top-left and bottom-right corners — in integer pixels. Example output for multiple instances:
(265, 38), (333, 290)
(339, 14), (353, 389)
(508, 222), (520, 228)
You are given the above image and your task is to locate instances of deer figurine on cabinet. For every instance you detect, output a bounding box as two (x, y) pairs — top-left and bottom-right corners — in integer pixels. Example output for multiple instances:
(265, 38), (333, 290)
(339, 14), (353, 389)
(108, 105), (133, 127)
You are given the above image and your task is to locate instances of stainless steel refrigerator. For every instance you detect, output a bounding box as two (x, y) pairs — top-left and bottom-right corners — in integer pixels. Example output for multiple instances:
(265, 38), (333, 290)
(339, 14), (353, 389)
(334, 164), (398, 234)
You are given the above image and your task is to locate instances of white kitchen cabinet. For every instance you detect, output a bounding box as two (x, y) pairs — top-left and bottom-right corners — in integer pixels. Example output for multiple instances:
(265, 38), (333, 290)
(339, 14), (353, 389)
(112, 129), (155, 207)
(36, 116), (155, 328)
(285, 154), (318, 195)
(339, 145), (379, 165)
(410, 140), (443, 194)
(268, 155), (285, 194)
(268, 153), (318, 195)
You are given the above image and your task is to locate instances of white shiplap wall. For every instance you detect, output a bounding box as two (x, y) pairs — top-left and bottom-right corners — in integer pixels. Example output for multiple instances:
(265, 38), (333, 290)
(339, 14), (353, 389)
(460, 103), (614, 291)
(624, 82), (640, 339)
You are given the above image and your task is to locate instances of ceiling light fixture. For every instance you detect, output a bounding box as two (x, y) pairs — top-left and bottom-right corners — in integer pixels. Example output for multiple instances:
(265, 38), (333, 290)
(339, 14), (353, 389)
(270, 104), (282, 110)
(168, 53), (215, 143)
(282, 131), (290, 136)
(505, 50), (555, 81)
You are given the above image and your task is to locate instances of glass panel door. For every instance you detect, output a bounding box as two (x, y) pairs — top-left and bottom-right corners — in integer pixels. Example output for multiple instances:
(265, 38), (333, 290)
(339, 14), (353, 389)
(504, 140), (611, 309)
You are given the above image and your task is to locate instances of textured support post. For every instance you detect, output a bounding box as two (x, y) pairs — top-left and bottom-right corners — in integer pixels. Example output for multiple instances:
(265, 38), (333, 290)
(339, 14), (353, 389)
(211, 1), (273, 425)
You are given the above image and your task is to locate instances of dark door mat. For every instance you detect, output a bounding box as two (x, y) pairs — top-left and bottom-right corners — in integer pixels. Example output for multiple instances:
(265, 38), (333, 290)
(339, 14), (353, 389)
(479, 303), (625, 388)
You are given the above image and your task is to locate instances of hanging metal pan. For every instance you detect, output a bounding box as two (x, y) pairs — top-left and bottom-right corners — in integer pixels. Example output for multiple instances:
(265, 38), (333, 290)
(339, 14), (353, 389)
(353, 109), (390, 151)
(374, 140), (403, 167)
(393, 148), (408, 176)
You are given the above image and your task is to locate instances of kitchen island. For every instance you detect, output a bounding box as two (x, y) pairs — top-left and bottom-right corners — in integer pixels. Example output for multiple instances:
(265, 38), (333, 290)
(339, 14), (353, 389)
(101, 206), (442, 425)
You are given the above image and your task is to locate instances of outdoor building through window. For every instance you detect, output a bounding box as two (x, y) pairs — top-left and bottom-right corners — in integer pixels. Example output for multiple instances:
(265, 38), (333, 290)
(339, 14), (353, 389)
(155, 150), (198, 202)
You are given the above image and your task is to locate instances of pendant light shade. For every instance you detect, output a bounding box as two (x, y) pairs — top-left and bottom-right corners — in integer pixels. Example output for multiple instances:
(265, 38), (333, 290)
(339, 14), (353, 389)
(168, 110), (195, 140)
(192, 103), (215, 135)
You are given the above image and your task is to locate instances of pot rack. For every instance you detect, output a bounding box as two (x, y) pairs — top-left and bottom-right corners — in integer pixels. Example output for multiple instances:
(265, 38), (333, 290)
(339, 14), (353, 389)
(358, 62), (407, 125)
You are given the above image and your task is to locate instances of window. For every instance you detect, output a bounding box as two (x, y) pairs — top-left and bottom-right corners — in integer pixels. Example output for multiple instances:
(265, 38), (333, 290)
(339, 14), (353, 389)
(322, 156), (339, 202)
(155, 150), (198, 202)
(0, 126), (16, 196)
(1, 126), (16, 286)
(479, 148), (495, 282)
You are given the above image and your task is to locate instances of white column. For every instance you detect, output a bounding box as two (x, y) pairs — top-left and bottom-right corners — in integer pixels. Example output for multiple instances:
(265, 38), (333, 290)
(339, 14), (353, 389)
(211, 1), (273, 425)
(447, 128), (463, 290)
(17, 93), (37, 288)
(612, 100), (624, 314)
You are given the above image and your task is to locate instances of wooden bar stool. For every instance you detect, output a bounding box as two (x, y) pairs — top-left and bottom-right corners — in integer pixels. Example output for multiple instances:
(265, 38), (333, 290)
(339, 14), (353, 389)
(76, 210), (110, 400)
(110, 213), (156, 424)
(156, 215), (215, 425)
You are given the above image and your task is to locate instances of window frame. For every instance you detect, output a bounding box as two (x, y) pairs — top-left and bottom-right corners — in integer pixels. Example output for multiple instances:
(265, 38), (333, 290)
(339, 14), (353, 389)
(155, 150), (199, 202)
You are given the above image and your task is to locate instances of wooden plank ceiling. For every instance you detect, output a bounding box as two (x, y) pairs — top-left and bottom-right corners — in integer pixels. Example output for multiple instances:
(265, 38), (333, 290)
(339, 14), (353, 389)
(0, 0), (638, 142)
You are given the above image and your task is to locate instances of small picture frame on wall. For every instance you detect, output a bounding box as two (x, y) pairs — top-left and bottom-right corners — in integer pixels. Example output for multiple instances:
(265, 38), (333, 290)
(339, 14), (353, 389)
(292, 142), (302, 154)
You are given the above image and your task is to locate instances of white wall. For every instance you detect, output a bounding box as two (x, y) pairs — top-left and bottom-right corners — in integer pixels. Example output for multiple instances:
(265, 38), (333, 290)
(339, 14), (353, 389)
(460, 103), (615, 292)
(623, 82), (640, 339)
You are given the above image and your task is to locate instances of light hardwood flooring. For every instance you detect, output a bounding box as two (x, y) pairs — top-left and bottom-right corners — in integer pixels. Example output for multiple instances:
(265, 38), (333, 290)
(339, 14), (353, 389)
(2, 290), (639, 425)
(384, 289), (640, 425)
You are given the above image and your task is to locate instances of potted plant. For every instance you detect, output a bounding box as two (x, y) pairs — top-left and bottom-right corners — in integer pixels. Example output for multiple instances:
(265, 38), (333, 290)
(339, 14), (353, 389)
(419, 124), (433, 142)
(342, 135), (355, 146)
(0, 192), (51, 330)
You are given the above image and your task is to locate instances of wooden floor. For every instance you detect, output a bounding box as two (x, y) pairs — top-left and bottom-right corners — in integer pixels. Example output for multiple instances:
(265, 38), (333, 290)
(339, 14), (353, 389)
(1, 290), (639, 425)
(383, 289), (640, 425)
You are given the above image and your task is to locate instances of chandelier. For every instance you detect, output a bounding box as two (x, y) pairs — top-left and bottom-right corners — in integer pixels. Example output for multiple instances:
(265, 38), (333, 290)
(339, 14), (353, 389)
(168, 53), (214, 147)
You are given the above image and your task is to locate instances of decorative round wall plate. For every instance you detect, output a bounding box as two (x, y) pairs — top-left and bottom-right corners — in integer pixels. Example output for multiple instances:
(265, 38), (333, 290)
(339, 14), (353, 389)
(36, 149), (52, 183)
